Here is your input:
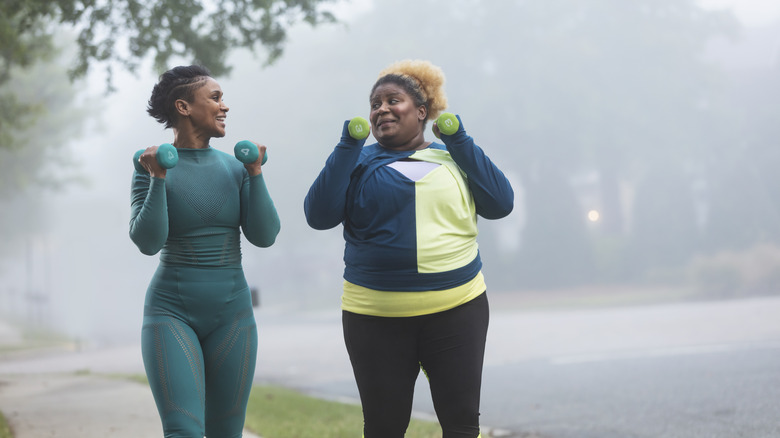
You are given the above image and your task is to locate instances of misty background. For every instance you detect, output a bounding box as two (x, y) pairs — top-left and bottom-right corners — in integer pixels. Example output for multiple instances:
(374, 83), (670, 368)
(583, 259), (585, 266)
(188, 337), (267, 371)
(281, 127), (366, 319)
(1, 0), (779, 346)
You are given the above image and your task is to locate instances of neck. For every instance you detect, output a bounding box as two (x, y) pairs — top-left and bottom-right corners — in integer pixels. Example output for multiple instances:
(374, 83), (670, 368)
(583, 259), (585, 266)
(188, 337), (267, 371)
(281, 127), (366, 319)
(381, 131), (429, 152)
(172, 127), (210, 149)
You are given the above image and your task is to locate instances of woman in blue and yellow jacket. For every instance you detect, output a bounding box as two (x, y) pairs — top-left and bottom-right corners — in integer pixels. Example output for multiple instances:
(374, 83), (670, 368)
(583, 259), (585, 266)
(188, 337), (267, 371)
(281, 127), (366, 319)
(304, 59), (514, 438)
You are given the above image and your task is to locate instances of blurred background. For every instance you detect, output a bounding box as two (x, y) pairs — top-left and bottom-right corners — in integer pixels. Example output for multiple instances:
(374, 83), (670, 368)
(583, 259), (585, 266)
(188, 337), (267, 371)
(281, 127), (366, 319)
(1, 0), (778, 346)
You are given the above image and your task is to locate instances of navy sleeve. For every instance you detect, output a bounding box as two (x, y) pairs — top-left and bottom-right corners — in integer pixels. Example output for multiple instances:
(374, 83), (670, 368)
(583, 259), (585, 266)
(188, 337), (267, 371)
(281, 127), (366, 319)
(304, 121), (366, 230)
(440, 118), (514, 219)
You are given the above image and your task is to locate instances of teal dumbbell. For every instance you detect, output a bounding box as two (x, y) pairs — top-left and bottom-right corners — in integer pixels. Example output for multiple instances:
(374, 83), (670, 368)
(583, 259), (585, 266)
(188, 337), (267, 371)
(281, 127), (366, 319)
(433, 112), (459, 137)
(348, 117), (370, 140)
(234, 140), (268, 165)
(133, 143), (178, 173)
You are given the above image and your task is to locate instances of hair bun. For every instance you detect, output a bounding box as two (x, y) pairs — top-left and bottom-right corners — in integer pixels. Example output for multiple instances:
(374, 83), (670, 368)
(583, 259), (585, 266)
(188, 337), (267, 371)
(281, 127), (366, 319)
(378, 60), (448, 121)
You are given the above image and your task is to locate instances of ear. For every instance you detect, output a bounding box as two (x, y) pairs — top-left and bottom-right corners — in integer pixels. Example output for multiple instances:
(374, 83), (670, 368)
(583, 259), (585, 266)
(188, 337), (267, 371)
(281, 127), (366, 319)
(174, 99), (190, 117)
(418, 105), (427, 121)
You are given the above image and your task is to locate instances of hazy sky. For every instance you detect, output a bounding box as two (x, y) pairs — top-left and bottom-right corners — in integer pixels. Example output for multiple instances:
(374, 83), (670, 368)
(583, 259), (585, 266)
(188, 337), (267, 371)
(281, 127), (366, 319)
(697, 0), (780, 26)
(331, 0), (780, 27)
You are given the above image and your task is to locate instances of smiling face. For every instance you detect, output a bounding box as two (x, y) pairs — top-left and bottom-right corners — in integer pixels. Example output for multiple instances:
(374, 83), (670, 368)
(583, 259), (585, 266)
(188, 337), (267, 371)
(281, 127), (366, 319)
(176, 77), (229, 138)
(369, 82), (427, 150)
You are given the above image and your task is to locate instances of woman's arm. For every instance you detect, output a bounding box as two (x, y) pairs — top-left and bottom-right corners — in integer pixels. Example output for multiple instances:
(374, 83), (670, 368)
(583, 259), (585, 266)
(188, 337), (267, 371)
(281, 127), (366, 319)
(440, 116), (514, 219)
(303, 120), (366, 230)
(128, 173), (169, 255)
(240, 173), (281, 248)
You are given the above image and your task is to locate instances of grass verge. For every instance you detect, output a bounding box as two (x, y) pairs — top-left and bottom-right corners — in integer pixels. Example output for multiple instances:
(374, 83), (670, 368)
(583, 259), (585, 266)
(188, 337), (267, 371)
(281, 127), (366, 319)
(244, 385), (442, 438)
(109, 373), (441, 438)
(0, 410), (12, 438)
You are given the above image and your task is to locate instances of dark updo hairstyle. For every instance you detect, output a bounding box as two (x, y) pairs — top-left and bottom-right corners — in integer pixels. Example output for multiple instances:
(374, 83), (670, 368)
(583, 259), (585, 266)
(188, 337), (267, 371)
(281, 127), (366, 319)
(147, 65), (212, 129)
(371, 60), (448, 123)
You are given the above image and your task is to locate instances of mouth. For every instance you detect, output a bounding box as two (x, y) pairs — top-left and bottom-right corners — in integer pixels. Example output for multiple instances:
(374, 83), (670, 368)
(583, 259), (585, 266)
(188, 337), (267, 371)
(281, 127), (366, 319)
(216, 116), (226, 126)
(376, 118), (395, 128)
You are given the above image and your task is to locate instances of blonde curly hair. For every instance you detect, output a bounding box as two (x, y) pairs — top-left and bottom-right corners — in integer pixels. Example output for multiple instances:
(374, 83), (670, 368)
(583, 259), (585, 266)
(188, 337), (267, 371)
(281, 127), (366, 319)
(372, 59), (448, 122)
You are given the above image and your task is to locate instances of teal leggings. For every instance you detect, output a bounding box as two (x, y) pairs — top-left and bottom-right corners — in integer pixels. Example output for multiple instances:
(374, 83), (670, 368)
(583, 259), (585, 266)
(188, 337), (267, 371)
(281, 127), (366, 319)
(142, 266), (257, 438)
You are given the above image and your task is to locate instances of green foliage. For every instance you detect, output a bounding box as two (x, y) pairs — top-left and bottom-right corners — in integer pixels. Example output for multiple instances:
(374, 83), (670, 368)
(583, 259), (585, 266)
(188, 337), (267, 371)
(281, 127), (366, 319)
(0, 0), (58, 83)
(0, 409), (11, 438)
(0, 0), (337, 89)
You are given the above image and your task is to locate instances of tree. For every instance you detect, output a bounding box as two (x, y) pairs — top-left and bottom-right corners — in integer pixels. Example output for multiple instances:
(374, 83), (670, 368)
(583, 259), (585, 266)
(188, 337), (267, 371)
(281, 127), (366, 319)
(0, 0), (336, 154)
(1, 0), (336, 85)
(0, 42), (91, 259)
(0, 43), (90, 197)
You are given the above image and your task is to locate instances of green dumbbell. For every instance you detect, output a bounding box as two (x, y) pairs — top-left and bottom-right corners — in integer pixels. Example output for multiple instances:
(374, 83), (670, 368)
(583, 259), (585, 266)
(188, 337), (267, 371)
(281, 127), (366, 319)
(434, 112), (459, 137)
(133, 143), (178, 173)
(234, 140), (268, 165)
(348, 117), (370, 140)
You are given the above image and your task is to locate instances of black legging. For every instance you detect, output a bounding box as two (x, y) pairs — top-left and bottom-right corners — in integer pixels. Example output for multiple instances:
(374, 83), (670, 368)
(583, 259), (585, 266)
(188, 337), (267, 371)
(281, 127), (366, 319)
(343, 292), (489, 438)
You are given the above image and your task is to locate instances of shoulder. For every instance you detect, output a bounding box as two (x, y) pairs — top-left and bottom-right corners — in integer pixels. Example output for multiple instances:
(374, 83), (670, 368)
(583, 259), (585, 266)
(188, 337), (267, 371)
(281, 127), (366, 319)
(212, 147), (241, 167)
(360, 143), (382, 158)
(211, 147), (235, 160)
(205, 147), (246, 180)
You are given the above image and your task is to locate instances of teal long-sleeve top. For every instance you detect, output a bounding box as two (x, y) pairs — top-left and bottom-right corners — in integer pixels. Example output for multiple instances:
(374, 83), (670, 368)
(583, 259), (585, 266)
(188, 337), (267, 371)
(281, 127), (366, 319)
(304, 121), (514, 292)
(129, 147), (280, 268)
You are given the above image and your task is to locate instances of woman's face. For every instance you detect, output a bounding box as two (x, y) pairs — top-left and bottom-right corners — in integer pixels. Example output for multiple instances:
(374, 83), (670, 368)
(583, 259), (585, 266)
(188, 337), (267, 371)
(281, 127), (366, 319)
(369, 82), (426, 149)
(180, 77), (229, 137)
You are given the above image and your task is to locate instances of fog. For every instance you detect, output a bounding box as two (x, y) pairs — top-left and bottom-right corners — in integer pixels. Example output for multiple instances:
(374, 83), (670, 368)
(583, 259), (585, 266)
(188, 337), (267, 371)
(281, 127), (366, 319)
(1, 0), (779, 346)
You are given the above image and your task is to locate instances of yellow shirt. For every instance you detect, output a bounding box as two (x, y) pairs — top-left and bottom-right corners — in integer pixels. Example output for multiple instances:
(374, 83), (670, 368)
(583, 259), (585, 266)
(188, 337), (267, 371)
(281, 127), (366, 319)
(342, 271), (486, 317)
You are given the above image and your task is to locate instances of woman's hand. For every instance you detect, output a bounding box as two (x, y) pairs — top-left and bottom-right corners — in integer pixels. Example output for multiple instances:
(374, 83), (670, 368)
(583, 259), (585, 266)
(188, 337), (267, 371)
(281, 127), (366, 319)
(138, 145), (168, 178)
(243, 142), (267, 177)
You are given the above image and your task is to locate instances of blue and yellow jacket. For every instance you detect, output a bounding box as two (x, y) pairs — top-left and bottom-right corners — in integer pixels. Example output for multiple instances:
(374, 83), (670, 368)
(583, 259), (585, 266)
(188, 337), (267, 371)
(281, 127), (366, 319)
(304, 120), (513, 316)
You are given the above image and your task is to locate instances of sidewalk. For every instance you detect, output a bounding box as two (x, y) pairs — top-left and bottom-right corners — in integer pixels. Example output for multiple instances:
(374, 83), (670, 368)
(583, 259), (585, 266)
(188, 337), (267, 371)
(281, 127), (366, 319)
(0, 373), (164, 437)
(0, 320), (261, 438)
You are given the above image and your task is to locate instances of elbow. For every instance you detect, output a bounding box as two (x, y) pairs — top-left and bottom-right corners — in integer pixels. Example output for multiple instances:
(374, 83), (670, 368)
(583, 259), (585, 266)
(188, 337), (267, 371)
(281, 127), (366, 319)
(254, 232), (279, 248)
(480, 200), (514, 220)
(306, 215), (331, 230)
(129, 227), (164, 256)
(249, 223), (281, 248)
(131, 235), (161, 256)
(497, 202), (515, 219)
(480, 185), (515, 219)
(304, 203), (341, 230)
(305, 214), (341, 230)
(138, 245), (161, 256)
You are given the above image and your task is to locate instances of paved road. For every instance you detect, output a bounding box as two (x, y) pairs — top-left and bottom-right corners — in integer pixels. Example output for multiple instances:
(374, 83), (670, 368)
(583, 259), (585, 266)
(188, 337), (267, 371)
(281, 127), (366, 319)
(256, 294), (780, 437)
(2, 294), (779, 437)
(479, 346), (780, 438)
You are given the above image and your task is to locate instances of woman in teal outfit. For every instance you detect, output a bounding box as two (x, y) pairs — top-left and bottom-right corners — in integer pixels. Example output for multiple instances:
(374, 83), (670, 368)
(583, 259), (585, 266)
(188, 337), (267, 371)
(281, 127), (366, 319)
(130, 65), (280, 437)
